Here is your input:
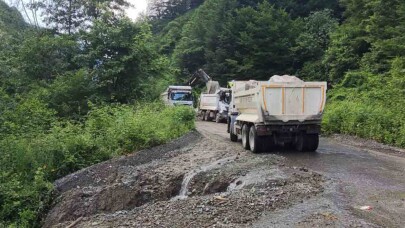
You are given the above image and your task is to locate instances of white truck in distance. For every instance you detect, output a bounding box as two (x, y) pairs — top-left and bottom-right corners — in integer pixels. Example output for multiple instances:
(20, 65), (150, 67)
(161, 86), (194, 107)
(188, 69), (230, 123)
(228, 75), (327, 153)
(199, 88), (230, 122)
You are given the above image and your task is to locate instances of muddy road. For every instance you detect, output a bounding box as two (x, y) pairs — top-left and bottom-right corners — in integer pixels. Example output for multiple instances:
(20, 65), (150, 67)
(45, 121), (405, 227)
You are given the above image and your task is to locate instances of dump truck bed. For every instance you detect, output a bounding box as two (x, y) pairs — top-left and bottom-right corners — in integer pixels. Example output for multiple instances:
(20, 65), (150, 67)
(199, 94), (219, 111)
(234, 81), (327, 124)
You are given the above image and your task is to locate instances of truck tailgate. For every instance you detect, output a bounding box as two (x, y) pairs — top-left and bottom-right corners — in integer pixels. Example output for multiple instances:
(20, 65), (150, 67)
(262, 82), (326, 122)
(200, 94), (219, 110)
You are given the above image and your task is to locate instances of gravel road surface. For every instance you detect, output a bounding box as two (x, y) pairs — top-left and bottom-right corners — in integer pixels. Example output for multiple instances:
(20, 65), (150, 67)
(44, 121), (405, 227)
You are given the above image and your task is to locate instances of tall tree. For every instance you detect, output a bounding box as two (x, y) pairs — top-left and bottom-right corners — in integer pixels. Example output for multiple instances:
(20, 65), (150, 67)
(38, 0), (129, 34)
(293, 10), (338, 80)
(324, 0), (405, 82)
(148, 0), (205, 20)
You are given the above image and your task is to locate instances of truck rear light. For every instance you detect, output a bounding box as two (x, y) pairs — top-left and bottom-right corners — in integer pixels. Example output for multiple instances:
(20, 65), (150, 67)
(256, 126), (269, 135)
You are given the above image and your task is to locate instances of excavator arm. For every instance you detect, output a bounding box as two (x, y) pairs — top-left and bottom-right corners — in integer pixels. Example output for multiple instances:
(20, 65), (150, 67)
(188, 69), (220, 94)
(187, 69), (211, 86)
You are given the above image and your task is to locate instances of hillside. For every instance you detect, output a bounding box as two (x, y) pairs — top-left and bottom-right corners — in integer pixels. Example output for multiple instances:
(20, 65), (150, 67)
(0, 0), (26, 33)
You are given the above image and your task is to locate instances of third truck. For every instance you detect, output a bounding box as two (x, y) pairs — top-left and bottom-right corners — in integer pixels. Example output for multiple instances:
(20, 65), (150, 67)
(188, 69), (230, 123)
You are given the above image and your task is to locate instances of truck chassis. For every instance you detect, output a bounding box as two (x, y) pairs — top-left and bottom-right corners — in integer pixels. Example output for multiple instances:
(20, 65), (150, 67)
(200, 109), (227, 123)
(228, 114), (320, 153)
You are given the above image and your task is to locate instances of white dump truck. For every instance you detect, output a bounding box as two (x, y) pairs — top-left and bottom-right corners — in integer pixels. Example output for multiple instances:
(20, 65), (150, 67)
(199, 88), (230, 122)
(161, 86), (194, 106)
(228, 76), (327, 153)
(188, 69), (230, 123)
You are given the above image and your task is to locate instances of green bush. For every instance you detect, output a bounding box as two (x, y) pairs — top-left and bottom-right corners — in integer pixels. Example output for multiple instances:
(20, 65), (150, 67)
(323, 101), (400, 144)
(0, 102), (195, 227)
(323, 66), (405, 147)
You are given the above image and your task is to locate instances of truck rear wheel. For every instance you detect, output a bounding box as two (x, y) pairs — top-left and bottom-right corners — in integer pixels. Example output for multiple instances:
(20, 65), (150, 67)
(306, 134), (319, 152)
(264, 135), (275, 152)
(199, 111), (205, 121)
(230, 132), (238, 142)
(249, 126), (263, 153)
(241, 124), (250, 150)
(295, 133), (305, 152)
(206, 111), (213, 121)
(215, 113), (221, 123)
(295, 133), (319, 152)
(203, 111), (209, 121)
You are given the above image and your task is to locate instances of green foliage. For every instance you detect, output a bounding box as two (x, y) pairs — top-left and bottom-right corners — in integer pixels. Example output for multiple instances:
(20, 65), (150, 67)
(157, 13), (193, 55)
(0, 95), (56, 138)
(149, 0), (205, 21)
(293, 10), (338, 80)
(154, 0), (405, 148)
(0, 0), (27, 33)
(323, 100), (404, 146)
(0, 1), (189, 226)
(214, 1), (298, 80)
(18, 34), (79, 82)
(158, 0), (342, 83)
(322, 0), (405, 147)
(37, 0), (130, 34)
(2, 0), (405, 225)
(46, 69), (97, 117)
(323, 58), (405, 147)
(172, 0), (237, 79)
(78, 20), (177, 103)
(0, 103), (195, 226)
(268, 0), (343, 19)
(324, 0), (405, 82)
(169, 0), (304, 83)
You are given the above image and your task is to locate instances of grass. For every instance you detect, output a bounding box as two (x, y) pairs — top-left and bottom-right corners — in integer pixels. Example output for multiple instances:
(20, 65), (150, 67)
(0, 102), (195, 227)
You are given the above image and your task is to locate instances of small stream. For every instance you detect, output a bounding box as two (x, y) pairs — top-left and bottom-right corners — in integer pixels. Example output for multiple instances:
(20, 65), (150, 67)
(227, 168), (285, 192)
(172, 156), (237, 200)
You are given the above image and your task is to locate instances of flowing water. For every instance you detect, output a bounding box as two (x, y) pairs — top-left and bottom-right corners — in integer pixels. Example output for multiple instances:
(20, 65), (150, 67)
(172, 156), (237, 200)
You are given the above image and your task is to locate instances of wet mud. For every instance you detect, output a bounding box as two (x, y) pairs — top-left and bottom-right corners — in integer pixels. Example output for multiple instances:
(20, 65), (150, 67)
(44, 121), (405, 227)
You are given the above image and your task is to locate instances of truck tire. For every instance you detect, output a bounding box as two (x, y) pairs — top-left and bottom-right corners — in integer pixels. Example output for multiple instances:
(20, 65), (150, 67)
(295, 133), (305, 152)
(264, 135), (275, 152)
(204, 111), (210, 121)
(229, 117), (238, 142)
(241, 124), (250, 150)
(230, 132), (238, 142)
(198, 111), (204, 121)
(215, 113), (221, 123)
(305, 134), (319, 152)
(249, 126), (263, 153)
(295, 133), (319, 152)
(202, 111), (207, 121)
(206, 111), (213, 121)
(227, 118), (230, 133)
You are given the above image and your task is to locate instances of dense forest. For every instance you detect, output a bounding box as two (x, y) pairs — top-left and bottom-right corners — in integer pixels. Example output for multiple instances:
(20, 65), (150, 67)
(152, 0), (405, 145)
(0, 0), (404, 226)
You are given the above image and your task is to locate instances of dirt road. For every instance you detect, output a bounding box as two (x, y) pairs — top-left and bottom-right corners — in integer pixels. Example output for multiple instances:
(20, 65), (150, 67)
(44, 121), (405, 227)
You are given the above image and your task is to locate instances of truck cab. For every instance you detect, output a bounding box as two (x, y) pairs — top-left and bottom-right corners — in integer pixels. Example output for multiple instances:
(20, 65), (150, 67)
(161, 86), (194, 107)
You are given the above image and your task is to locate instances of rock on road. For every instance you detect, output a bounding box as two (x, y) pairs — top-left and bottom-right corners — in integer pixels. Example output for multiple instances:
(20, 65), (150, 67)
(45, 121), (405, 227)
